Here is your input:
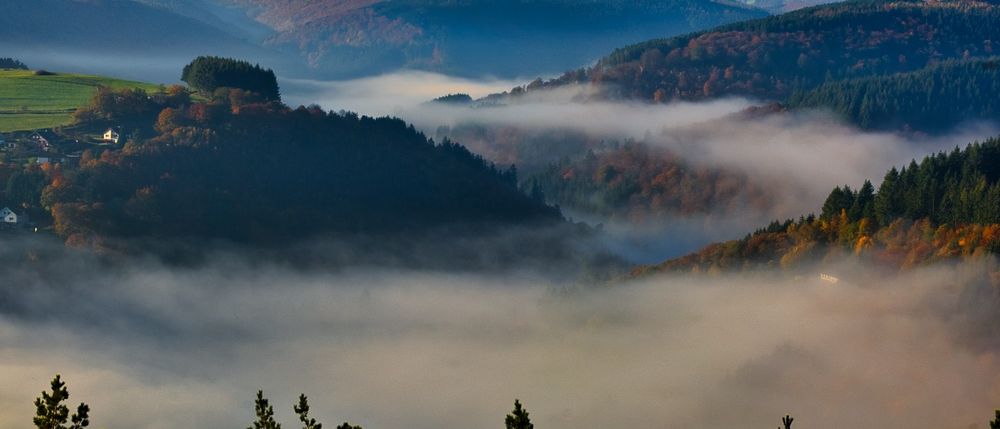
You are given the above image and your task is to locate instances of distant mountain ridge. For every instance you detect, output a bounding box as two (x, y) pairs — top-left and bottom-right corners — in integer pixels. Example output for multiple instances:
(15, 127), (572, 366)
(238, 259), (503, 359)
(0, 0), (286, 82)
(214, 0), (769, 78)
(0, 0), (769, 79)
(520, 0), (1000, 103)
(0, 0), (252, 53)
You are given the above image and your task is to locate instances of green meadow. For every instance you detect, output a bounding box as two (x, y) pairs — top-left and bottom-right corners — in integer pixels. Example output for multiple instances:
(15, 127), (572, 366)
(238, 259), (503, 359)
(0, 70), (160, 132)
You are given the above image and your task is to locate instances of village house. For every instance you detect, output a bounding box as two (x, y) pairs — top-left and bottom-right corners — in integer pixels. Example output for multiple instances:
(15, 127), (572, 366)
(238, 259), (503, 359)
(1, 135), (16, 150)
(30, 131), (52, 152)
(103, 128), (121, 144)
(0, 206), (26, 227)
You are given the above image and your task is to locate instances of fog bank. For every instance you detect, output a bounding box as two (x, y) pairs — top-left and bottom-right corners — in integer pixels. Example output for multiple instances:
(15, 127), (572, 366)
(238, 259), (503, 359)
(2, 247), (999, 429)
(287, 72), (1000, 221)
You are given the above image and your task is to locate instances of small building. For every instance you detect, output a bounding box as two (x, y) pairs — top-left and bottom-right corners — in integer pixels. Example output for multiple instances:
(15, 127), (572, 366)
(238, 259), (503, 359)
(0, 207), (25, 226)
(29, 131), (53, 151)
(103, 128), (121, 144)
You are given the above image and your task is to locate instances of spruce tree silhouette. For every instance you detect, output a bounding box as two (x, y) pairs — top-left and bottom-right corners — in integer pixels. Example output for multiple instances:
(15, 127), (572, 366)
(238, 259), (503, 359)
(505, 399), (534, 429)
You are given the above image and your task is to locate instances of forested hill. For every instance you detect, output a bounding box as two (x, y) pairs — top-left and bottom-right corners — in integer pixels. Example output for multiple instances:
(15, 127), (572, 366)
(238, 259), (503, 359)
(633, 138), (1000, 276)
(42, 87), (561, 248)
(526, 142), (773, 220)
(787, 59), (1000, 132)
(523, 0), (1000, 102)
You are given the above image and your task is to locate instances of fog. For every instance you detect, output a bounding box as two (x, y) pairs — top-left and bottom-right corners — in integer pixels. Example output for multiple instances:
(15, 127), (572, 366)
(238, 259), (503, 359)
(0, 47), (195, 83)
(1, 241), (999, 429)
(285, 74), (997, 217)
(285, 72), (999, 215)
(283, 72), (1000, 262)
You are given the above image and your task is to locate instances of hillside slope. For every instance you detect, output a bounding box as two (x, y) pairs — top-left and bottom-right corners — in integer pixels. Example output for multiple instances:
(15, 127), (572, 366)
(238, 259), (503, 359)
(43, 88), (562, 248)
(787, 58), (1000, 132)
(634, 138), (1000, 276)
(527, 142), (774, 221)
(0, 70), (161, 132)
(527, 0), (1000, 102)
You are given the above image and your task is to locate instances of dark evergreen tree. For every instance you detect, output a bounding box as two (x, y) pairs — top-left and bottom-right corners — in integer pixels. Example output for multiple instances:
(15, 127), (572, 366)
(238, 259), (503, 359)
(851, 180), (875, 221)
(294, 394), (321, 429)
(33, 375), (90, 429)
(505, 399), (533, 429)
(248, 391), (281, 429)
(990, 409), (1000, 429)
(780, 415), (794, 429)
(874, 167), (901, 226)
(821, 186), (854, 220)
(0, 57), (28, 69)
(182, 56), (280, 101)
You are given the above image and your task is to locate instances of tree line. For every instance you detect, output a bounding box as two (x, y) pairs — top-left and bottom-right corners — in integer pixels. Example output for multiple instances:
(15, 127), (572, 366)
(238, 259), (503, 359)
(29, 374), (1000, 429)
(788, 58), (1000, 132)
(635, 137), (1000, 275)
(30, 374), (539, 429)
(0, 57), (27, 70)
(181, 56), (280, 101)
(821, 138), (1000, 228)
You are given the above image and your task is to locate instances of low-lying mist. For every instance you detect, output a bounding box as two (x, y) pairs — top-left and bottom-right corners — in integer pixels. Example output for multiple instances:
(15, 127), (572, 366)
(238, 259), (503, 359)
(285, 72), (1000, 262)
(2, 238), (1000, 429)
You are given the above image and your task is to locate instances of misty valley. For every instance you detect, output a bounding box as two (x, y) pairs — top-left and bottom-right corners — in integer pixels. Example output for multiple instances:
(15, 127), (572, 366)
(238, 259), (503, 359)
(4, 0), (1000, 428)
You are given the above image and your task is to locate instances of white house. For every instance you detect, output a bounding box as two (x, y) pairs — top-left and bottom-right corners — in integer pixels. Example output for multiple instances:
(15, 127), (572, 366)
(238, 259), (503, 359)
(103, 129), (121, 144)
(30, 132), (48, 145)
(0, 207), (22, 225)
(29, 132), (52, 151)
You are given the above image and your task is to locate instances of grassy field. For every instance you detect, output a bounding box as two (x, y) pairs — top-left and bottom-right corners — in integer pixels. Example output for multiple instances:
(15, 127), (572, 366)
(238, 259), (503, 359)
(0, 70), (161, 132)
